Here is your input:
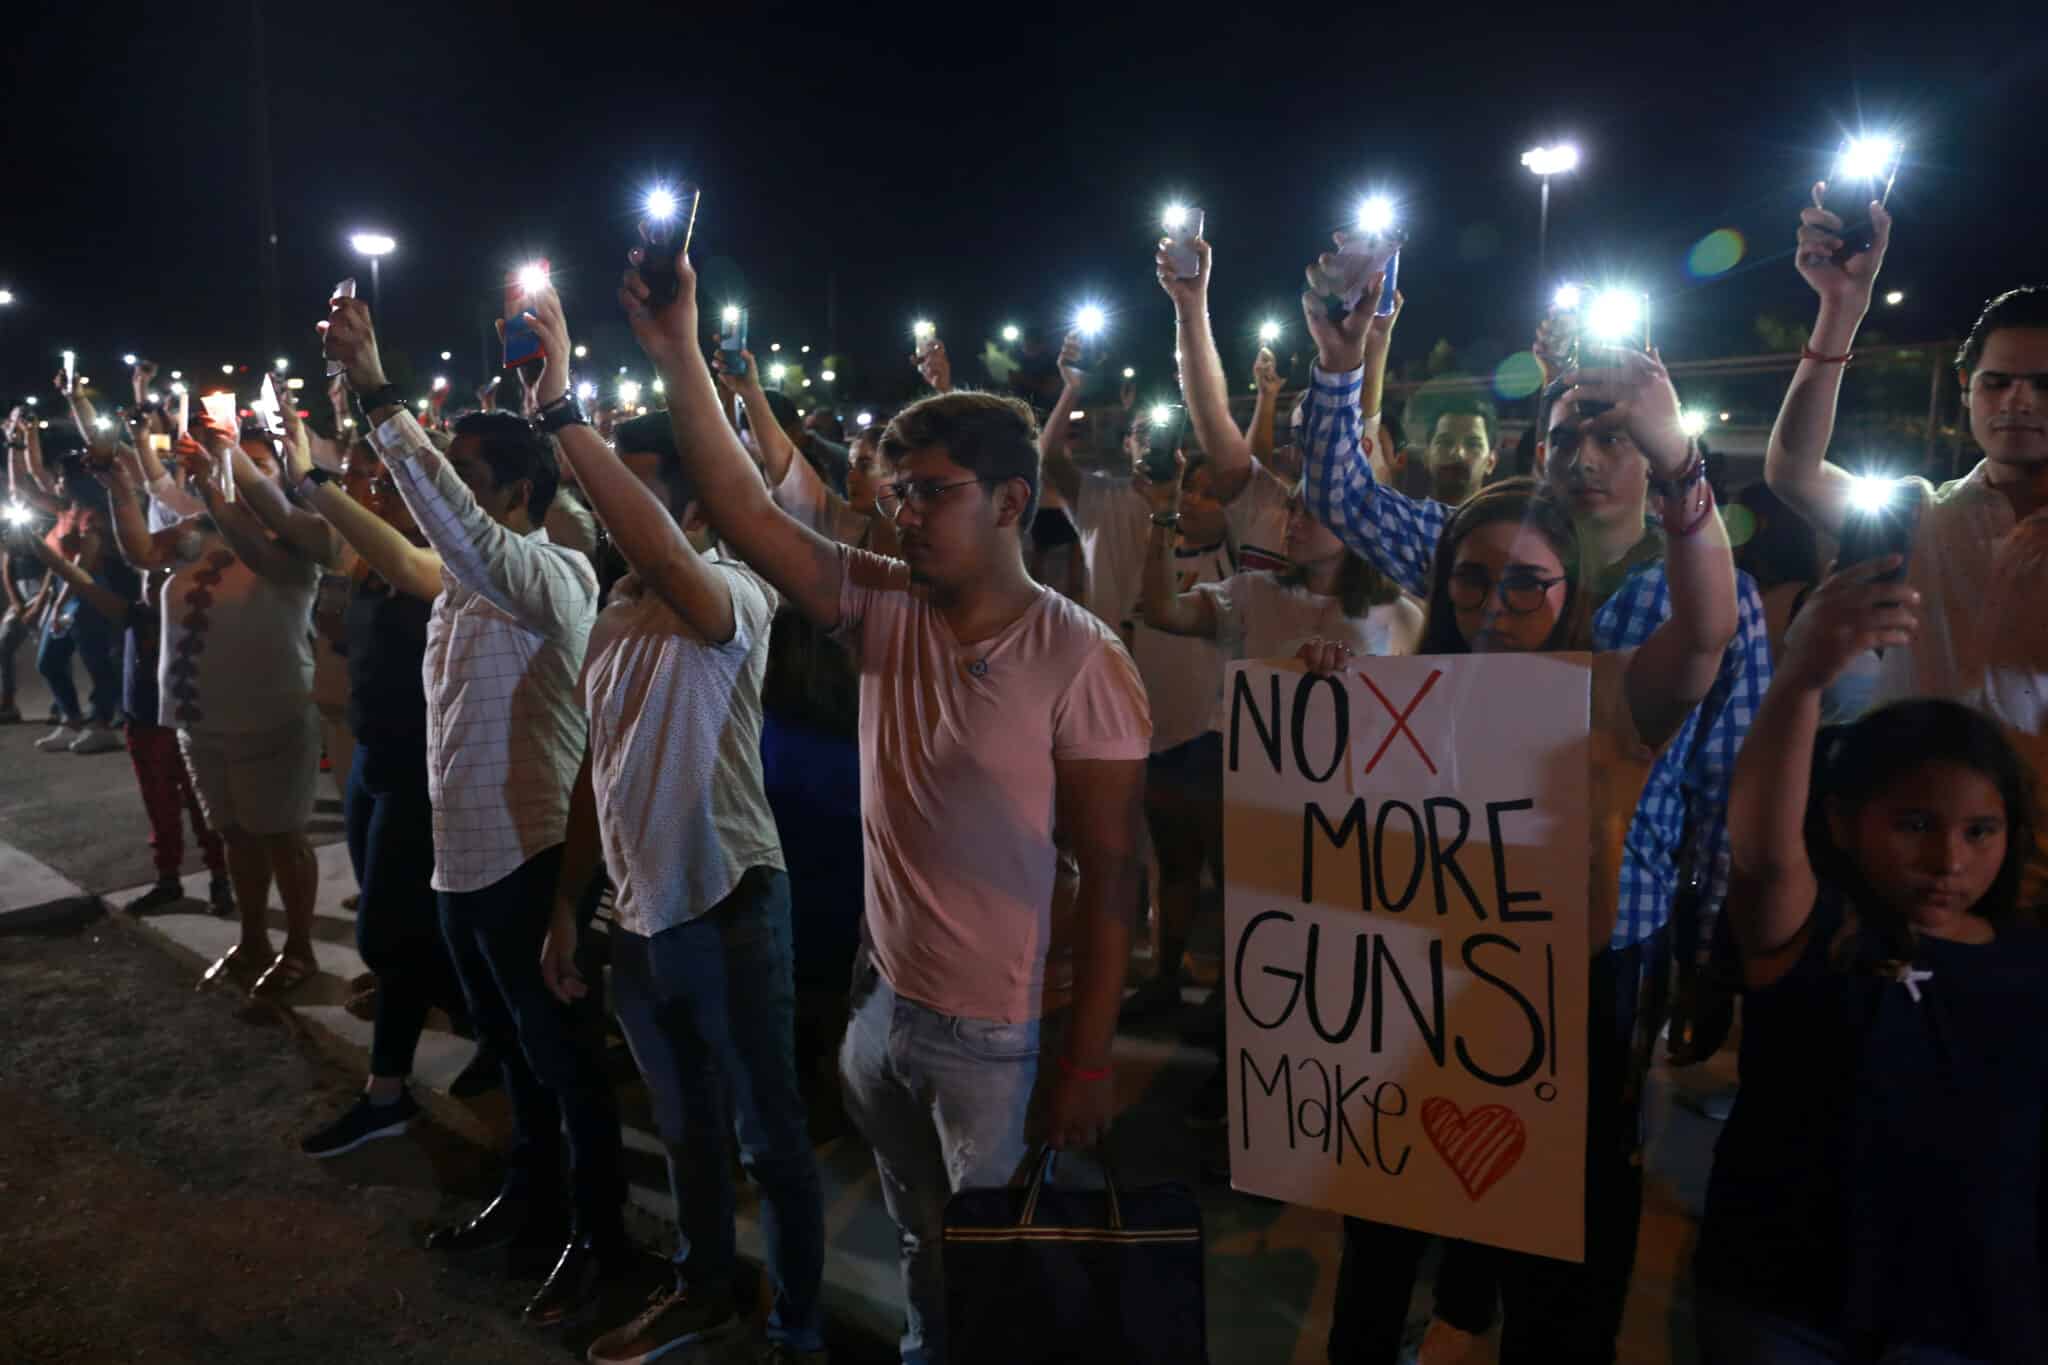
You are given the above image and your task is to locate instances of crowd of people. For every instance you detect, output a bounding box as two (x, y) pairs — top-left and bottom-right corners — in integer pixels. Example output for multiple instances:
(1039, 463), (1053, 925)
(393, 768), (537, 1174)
(4, 178), (2046, 1365)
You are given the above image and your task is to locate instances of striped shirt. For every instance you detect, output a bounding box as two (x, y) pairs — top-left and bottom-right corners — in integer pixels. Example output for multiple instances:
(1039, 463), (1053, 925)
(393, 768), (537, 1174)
(372, 411), (597, 893)
(1300, 364), (1771, 950)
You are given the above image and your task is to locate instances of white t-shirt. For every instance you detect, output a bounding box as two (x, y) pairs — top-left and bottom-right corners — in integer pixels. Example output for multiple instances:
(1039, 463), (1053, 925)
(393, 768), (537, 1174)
(1222, 458), (1294, 575)
(158, 532), (318, 735)
(1874, 462), (2026, 711)
(1072, 471), (1234, 753)
(1192, 571), (1422, 664)
(581, 561), (785, 937)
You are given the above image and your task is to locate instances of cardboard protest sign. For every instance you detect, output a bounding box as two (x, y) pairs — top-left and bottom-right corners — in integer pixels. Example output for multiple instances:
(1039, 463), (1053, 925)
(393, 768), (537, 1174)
(1222, 653), (1592, 1262)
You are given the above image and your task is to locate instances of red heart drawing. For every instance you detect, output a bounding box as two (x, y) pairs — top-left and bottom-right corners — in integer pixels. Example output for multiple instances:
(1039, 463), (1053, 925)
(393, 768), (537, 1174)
(1419, 1098), (1527, 1201)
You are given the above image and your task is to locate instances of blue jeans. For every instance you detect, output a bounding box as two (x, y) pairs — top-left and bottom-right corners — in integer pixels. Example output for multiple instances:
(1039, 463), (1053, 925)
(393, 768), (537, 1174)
(1695, 1293), (1990, 1364)
(839, 948), (1040, 1365)
(38, 598), (121, 726)
(344, 742), (463, 1080)
(437, 845), (624, 1237)
(611, 867), (824, 1351)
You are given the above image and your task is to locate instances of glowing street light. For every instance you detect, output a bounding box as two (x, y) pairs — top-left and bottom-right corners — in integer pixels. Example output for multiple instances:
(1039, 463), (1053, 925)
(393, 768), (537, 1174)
(575, 381), (596, 403)
(1884, 290), (1905, 307)
(123, 353), (138, 366)
(1122, 367), (1136, 379)
(440, 350), (452, 361)
(1520, 142), (1581, 284)
(221, 364), (235, 375)
(0, 290), (14, 306)
(350, 231), (397, 308)
(770, 343), (782, 353)
(856, 411), (874, 429)
(820, 369), (837, 383)
(274, 356), (290, 372)
(574, 345), (588, 358)
(800, 345), (811, 354)
(169, 370), (182, 380)
(1002, 324), (1021, 343)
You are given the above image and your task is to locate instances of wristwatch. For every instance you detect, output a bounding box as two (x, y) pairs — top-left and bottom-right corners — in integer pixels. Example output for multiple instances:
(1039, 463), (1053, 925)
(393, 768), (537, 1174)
(1150, 510), (1181, 528)
(352, 383), (405, 417)
(296, 466), (339, 501)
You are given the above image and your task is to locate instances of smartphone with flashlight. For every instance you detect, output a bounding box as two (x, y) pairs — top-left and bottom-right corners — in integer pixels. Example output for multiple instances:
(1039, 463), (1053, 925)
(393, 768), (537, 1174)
(176, 388), (190, 436)
(503, 268), (547, 369)
(1835, 483), (1920, 584)
(148, 433), (172, 456)
(1164, 206), (1204, 280)
(1142, 403), (1188, 484)
(1331, 232), (1402, 317)
(254, 374), (286, 437)
(60, 351), (76, 396)
(637, 183), (701, 309)
(719, 307), (749, 376)
(1824, 138), (1901, 263)
(326, 279), (356, 378)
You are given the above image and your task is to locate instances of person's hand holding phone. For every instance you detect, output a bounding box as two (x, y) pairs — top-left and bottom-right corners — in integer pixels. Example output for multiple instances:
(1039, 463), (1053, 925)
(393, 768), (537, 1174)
(1796, 181), (1892, 312)
(1302, 265), (1389, 375)
(1132, 445), (1186, 515)
(712, 348), (761, 396)
(1780, 558), (1920, 692)
(1056, 333), (1086, 396)
(1253, 347), (1283, 397)
(278, 399), (316, 485)
(619, 244), (701, 374)
(174, 432), (218, 488)
(915, 338), (952, 393)
(1154, 234), (1212, 315)
(1559, 346), (1692, 481)
(320, 295), (389, 396)
(1533, 314), (1576, 389)
(516, 281), (573, 408)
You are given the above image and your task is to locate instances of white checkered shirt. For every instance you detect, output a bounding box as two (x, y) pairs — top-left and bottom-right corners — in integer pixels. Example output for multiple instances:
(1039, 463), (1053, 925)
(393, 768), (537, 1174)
(1300, 364), (1772, 951)
(372, 411), (596, 893)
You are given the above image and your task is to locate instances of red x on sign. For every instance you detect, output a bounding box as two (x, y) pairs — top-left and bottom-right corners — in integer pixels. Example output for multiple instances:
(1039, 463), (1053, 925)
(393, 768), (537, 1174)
(1357, 669), (1443, 775)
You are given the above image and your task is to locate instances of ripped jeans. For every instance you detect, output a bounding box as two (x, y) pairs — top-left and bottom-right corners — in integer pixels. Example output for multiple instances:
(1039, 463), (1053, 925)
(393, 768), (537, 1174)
(839, 947), (1040, 1365)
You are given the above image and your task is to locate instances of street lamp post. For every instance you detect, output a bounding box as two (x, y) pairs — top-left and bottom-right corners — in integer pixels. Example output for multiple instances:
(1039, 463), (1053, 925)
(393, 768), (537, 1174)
(349, 231), (397, 310)
(1520, 143), (1581, 287)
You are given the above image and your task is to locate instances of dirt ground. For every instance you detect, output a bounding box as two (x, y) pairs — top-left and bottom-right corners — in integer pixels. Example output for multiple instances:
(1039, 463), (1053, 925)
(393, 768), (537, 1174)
(0, 918), (675, 1365)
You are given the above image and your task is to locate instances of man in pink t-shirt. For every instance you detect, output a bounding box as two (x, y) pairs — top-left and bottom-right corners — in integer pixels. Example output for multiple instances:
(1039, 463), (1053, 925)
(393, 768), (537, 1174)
(622, 249), (1151, 1365)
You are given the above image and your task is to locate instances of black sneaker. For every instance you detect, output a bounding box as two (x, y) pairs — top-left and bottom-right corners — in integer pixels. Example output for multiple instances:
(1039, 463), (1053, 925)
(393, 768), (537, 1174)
(300, 1090), (420, 1158)
(208, 873), (235, 918)
(125, 878), (186, 916)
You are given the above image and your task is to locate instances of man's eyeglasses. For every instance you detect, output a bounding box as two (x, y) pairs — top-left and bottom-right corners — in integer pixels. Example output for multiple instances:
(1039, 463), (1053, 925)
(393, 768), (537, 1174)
(875, 476), (987, 518)
(1447, 565), (1567, 614)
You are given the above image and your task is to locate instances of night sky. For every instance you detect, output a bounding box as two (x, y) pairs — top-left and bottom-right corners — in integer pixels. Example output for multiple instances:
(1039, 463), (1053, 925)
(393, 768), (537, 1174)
(5, 3), (2044, 417)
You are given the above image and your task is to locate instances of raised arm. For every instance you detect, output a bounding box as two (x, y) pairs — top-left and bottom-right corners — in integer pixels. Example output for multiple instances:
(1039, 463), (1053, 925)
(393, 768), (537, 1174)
(620, 246), (844, 628)
(1158, 236), (1256, 502)
(1037, 335), (1086, 510)
(1562, 349), (1741, 747)
(528, 286), (736, 642)
(1134, 451), (1219, 639)
(1247, 348), (1283, 463)
(222, 440), (343, 568)
(181, 435), (309, 586)
(1763, 187), (1894, 539)
(1726, 560), (1918, 985)
(275, 399), (443, 602)
(323, 294), (593, 635)
(1298, 263), (1446, 596)
(714, 350), (798, 491)
(24, 536), (133, 621)
(100, 450), (182, 572)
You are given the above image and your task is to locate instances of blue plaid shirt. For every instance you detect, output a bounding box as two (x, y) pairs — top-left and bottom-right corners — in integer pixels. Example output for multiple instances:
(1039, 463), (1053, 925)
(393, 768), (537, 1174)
(1301, 365), (1771, 951)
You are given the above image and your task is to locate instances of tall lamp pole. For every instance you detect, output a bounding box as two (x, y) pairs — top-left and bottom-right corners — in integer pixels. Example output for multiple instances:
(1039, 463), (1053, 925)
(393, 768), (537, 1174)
(1520, 143), (1581, 287)
(350, 232), (397, 311)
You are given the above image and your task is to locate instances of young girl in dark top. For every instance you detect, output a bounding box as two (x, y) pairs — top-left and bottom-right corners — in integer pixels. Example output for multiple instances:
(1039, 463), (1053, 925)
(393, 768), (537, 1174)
(1702, 555), (2048, 1364)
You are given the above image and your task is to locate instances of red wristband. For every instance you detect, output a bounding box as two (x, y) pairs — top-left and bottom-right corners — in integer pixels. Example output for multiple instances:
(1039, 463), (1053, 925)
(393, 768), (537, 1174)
(1057, 1056), (1111, 1083)
(1801, 344), (1853, 364)
(1668, 482), (1717, 537)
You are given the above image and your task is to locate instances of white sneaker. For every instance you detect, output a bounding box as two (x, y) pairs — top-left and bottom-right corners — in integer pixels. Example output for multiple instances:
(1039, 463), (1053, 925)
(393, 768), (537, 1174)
(34, 725), (81, 753)
(69, 725), (124, 755)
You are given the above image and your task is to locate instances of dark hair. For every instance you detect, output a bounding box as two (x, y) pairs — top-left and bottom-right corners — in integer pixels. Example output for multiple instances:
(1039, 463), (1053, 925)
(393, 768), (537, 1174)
(1730, 480), (1821, 589)
(613, 412), (695, 514)
(1957, 285), (2048, 375)
(1807, 699), (2038, 962)
(1406, 391), (1497, 450)
(1416, 477), (1589, 654)
(451, 410), (558, 523)
(881, 390), (1041, 525)
(1278, 480), (1398, 616)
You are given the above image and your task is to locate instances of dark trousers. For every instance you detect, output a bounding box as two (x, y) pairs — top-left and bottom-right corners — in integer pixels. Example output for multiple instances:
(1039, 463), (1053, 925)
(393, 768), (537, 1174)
(39, 601), (121, 726)
(1329, 932), (1659, 1365)
(344, 741), (463, 1079)
(437, 844), (623, 1237)
(127, 720), (224, 880)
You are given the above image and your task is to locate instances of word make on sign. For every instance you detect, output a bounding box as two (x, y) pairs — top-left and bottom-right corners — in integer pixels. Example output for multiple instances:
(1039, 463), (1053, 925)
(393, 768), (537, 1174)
(1221, 653), (1593, 1263)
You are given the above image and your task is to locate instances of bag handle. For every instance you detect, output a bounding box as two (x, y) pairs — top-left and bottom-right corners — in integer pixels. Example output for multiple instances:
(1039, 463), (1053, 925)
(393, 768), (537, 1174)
(1017, 1142), (1124, 1231)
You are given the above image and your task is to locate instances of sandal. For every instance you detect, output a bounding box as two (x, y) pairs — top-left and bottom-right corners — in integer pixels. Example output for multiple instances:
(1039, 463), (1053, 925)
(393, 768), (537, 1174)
(252, 949), (320, 998)
(201, 944), (270, 990)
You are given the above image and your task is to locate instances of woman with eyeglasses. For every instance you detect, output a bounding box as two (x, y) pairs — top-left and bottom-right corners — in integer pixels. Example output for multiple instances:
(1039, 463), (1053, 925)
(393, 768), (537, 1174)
(1313, 473), (1738, 1364)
